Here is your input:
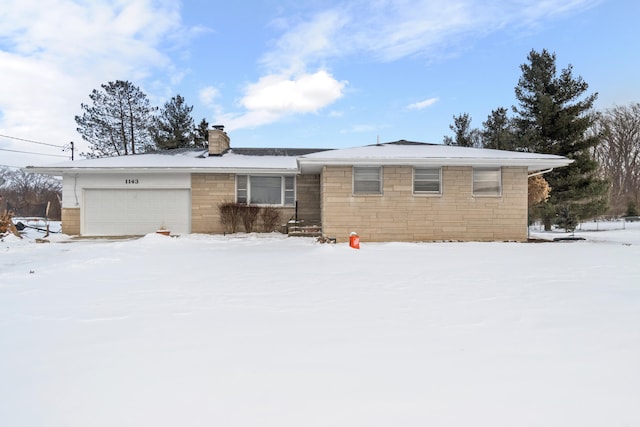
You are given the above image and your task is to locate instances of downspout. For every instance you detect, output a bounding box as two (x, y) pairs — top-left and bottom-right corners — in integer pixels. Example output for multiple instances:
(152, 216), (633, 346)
(528, 168), (553, 178)
(73, 173), (80, 206)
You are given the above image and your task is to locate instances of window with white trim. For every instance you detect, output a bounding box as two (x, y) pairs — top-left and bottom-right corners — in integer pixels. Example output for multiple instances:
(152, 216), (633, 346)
(413, 167), (441, 194)
(236, 175), (296, 205)
(473, 168), (502, 196)
(353, 166), (382, 194)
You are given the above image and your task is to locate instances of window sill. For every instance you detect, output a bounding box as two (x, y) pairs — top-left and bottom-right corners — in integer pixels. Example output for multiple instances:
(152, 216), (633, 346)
(237, 203), (296, 207)
(413, 192), (442, 197)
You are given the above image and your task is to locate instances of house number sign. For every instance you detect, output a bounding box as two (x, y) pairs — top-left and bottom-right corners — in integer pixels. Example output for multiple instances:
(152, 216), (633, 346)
(125, 179), (139, 184)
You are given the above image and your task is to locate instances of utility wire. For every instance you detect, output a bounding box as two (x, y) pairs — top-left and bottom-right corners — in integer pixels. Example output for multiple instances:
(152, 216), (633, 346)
(0, 147), (69, 158)
(0, 133), (65, 148)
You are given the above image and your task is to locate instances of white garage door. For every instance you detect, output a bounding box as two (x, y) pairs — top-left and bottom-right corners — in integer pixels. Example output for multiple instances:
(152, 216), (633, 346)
(83, 189), (190, 236)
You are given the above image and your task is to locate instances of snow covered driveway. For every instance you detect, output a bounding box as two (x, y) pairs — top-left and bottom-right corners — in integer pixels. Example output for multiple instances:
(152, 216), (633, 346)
(1, 227), (640, 426)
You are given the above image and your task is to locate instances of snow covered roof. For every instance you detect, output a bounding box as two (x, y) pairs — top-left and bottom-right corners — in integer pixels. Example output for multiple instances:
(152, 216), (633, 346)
(298, 141), (573, 173)
(26, 148), (318, 175)
(26, 141), (572, 175)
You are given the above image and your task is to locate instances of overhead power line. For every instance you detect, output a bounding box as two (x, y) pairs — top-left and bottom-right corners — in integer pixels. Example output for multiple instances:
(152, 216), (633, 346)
(0, 133), (65, 148)
(0, 147), (69, 158)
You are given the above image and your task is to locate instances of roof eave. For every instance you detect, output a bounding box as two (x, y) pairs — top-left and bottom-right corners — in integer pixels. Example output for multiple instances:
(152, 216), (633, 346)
(298, 157), (573, 171)
(25, 166), (300, 175)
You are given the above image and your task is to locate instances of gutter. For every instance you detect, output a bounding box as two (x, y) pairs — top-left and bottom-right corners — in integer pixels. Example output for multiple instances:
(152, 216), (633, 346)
(24, 166), (300, 175)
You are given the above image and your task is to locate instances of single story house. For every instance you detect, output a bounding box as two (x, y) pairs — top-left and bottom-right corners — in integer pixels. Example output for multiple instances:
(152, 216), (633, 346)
(27, 127), (572, 242)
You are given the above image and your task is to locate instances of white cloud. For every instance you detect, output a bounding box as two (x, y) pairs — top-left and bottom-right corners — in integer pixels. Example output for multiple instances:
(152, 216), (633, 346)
(216, 10), (352, 130)
(407, 97), (440, 110)
(216, 0), (599, 130)
(217, 70), (348, 130)
(261, 0), (601, 69)
(242, 71), (346, 114)
(0, 0), (185, 165)
(199, 86), (221, 108)
(261, 9), (350, 74)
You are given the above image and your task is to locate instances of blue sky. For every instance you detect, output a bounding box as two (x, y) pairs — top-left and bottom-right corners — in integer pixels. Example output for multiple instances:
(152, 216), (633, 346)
(0, 0), (638, 167)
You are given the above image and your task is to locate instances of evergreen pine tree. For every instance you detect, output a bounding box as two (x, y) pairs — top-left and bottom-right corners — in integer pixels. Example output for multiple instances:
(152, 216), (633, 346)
(513, 49), (608, 228)
(152, 95), (196, 150)
(481, 107), (515, 150)
(75, 80), (155, 158)
(194, 118), (210, 148)
(443, 113), (481, 147)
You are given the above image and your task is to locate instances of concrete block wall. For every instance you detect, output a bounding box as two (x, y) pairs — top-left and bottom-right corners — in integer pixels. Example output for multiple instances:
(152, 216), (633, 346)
(61, 207), (80, 235)
(191, 173), (235, 234)
(321, 166), (529, 242)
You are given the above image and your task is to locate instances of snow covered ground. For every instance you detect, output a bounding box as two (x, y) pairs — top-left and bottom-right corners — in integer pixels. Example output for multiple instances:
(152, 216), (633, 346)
(1, 222), (639, 427)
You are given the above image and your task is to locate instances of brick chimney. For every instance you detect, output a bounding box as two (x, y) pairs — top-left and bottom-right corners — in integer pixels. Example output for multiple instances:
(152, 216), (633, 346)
(208, 125), (230, 156)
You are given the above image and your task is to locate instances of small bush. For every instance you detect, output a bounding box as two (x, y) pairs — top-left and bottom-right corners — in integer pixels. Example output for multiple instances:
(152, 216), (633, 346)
(556, 205), (578, 232)
(626, 199), (638, 217)
(0, 210), (19, 238)
(260, 206), (281, 232)
(218, 202), (242, 233)
(240, 205), (261, 233)
(0, 210), (12, 235)
(528, 175), (551, 206)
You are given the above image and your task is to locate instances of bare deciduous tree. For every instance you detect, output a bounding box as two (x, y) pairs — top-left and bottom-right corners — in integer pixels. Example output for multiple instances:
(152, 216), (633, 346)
(0, 167), (62, 219)
(593, 103), (640, 215)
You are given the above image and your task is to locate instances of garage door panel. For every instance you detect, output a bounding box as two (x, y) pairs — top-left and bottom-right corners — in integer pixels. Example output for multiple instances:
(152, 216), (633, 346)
(84, 189), (190, 236)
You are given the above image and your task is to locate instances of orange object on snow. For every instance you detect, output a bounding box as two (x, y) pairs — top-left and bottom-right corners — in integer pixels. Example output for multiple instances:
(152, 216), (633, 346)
(349, 232), (360, 249)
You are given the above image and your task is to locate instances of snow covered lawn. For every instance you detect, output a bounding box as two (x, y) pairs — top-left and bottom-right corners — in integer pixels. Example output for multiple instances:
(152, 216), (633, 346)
(1, 225), (640, 426)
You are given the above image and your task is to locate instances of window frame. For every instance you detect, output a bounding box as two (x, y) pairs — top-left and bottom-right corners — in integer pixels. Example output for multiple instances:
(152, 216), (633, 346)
(413, 167), (442, 195)
(284, 176), (295, 206)
(472, 167), (502, 197)
(236, 175), (296, 206)
(353, 166), (383, 195)
(236, 175), (248, 204)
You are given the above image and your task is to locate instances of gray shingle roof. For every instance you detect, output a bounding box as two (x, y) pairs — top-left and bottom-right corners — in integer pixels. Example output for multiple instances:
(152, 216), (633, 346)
(230, 147), (332, 156)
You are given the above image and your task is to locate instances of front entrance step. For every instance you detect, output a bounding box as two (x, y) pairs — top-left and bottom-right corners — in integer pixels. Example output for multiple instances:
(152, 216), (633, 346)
(287, 220), (322, 237)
